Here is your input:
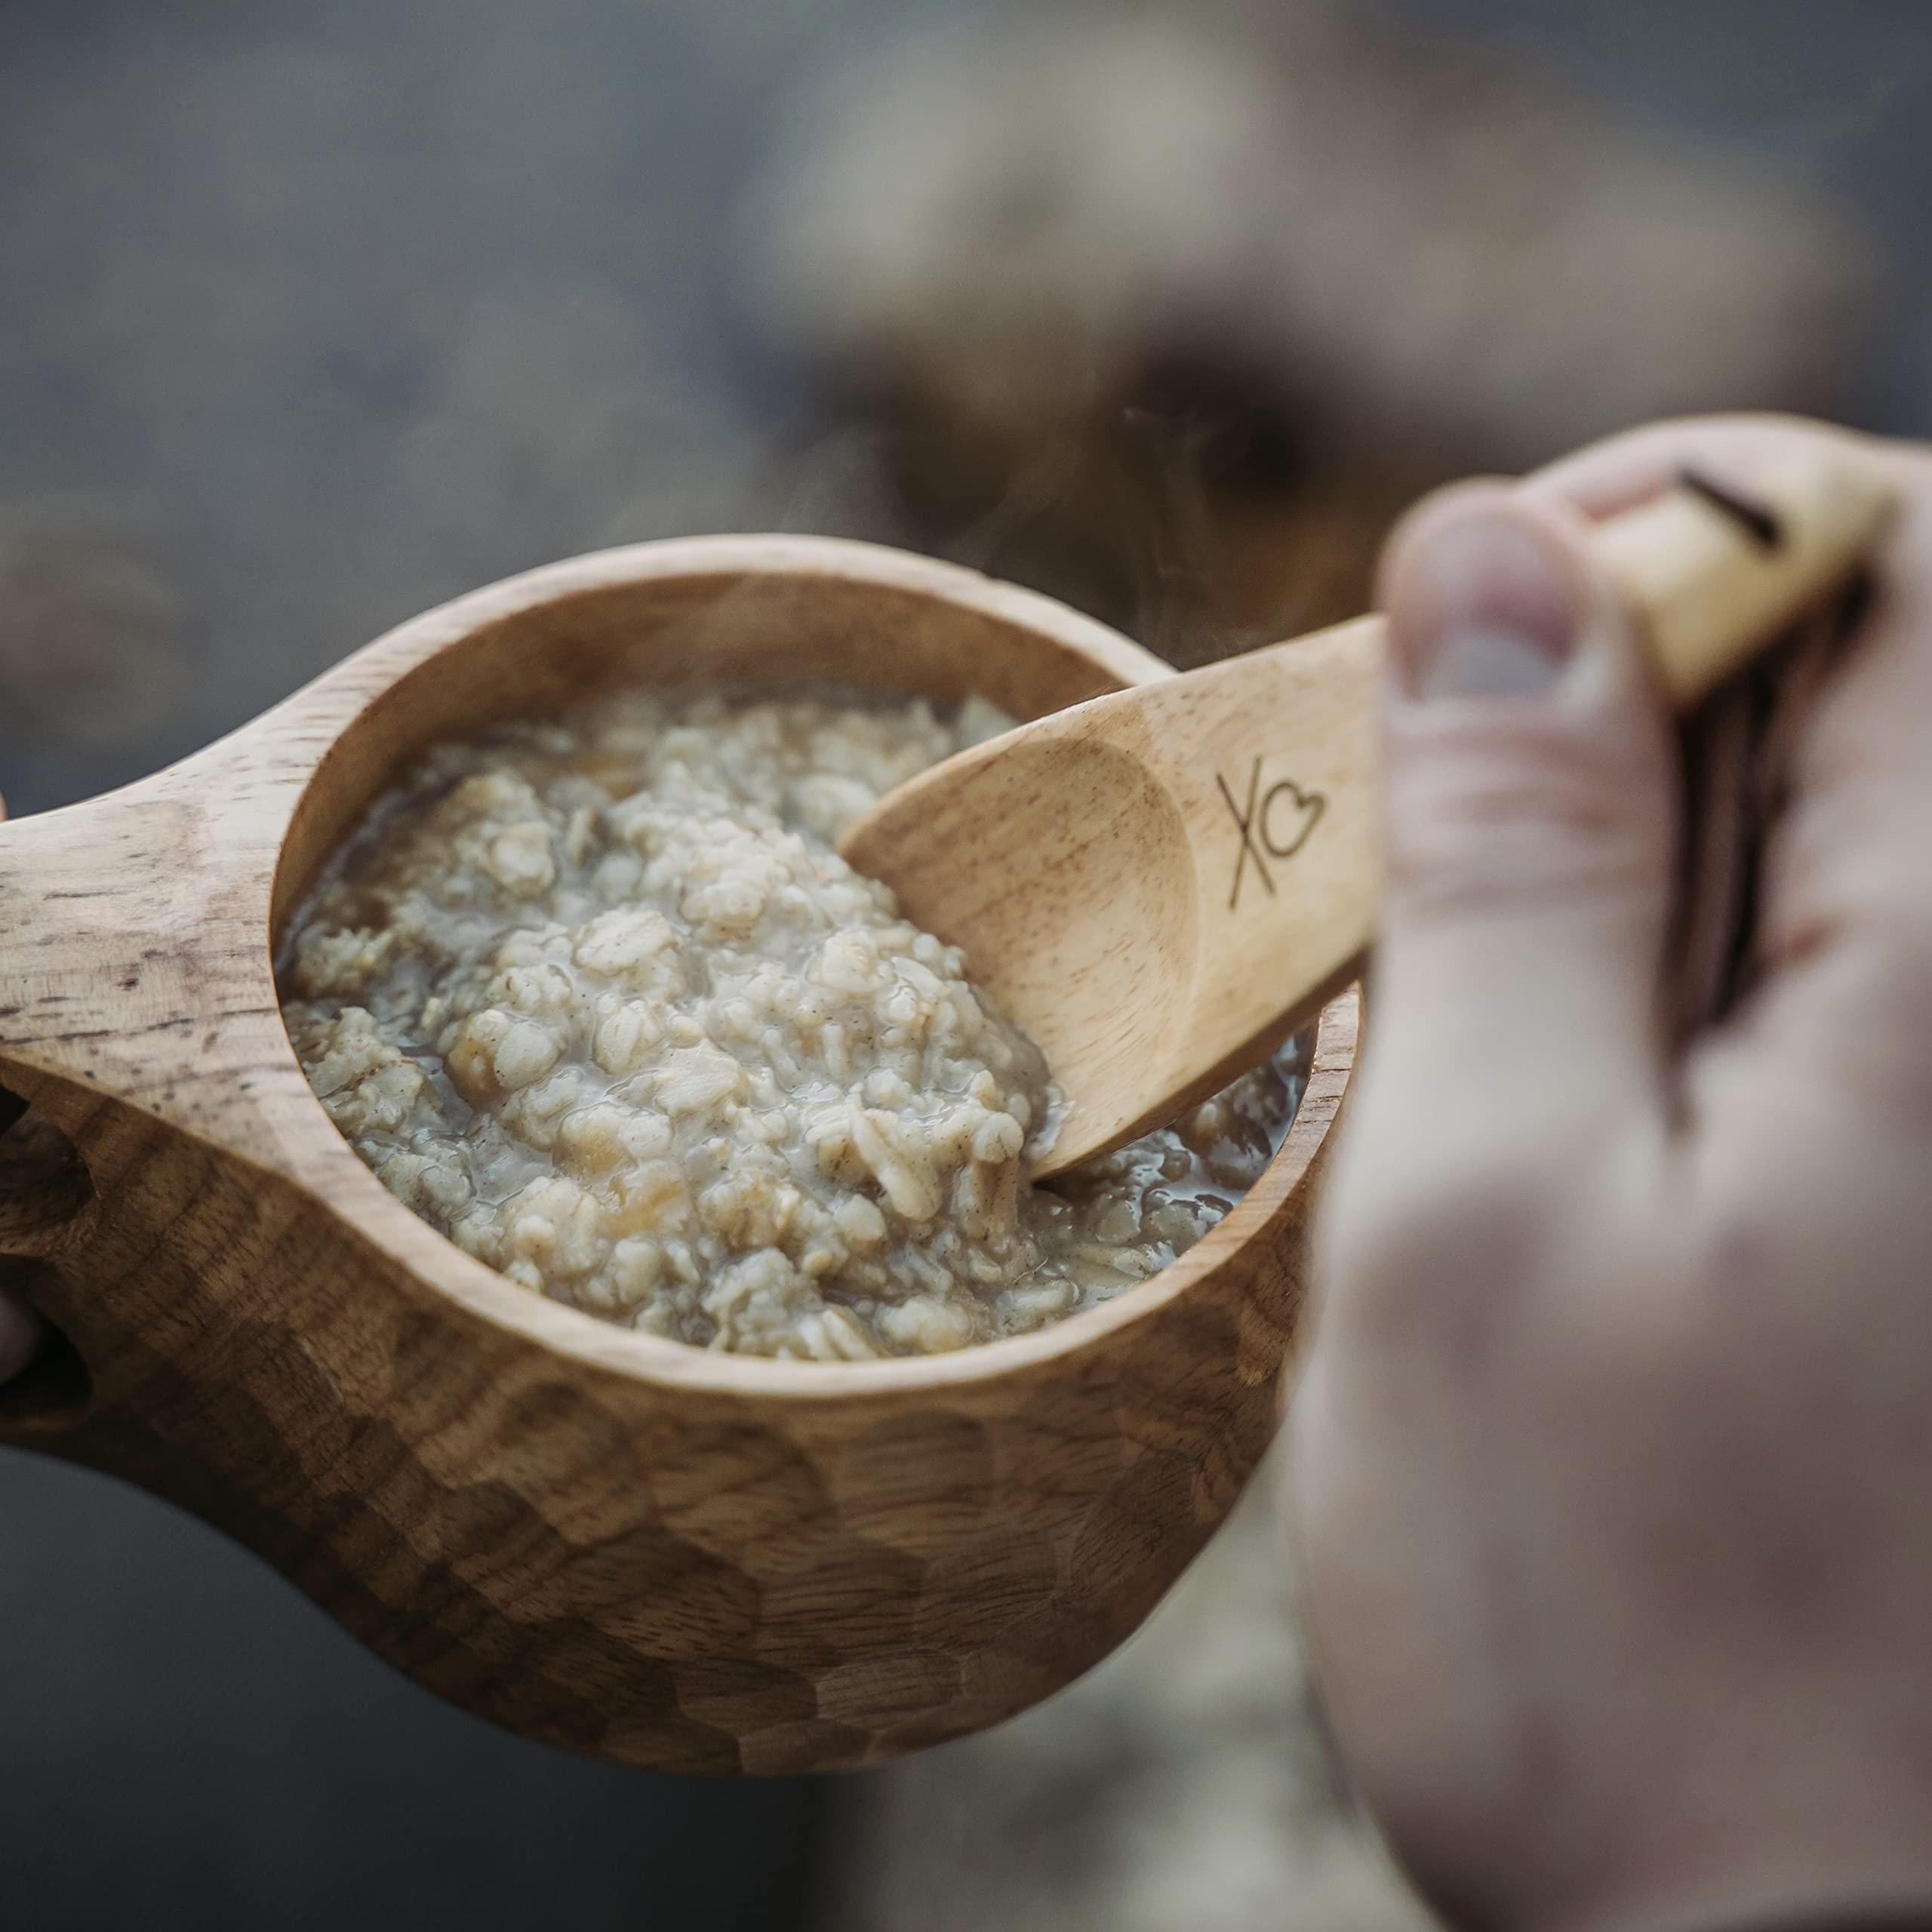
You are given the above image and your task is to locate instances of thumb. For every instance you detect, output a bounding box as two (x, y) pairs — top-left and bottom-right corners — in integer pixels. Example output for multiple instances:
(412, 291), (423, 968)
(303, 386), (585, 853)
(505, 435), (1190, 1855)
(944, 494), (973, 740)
(1357, 483), (1678, 1188)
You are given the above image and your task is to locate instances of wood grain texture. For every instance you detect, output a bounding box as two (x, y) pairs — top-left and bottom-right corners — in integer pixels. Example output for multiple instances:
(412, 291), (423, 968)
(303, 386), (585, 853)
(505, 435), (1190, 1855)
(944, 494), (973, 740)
(0, 535), (1358, 1774)
(842, 457), (1896, 1174)
(1596, 449), (1896, 708)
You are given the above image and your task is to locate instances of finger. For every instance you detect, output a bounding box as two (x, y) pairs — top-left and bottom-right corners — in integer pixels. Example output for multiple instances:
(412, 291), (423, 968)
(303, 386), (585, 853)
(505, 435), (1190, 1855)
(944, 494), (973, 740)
(0, 1287), (42, 1384)
(1524, 416), (1932, 1115)
(1329, 482), (1678, 1258)
(1697, 447), (1932, 1128)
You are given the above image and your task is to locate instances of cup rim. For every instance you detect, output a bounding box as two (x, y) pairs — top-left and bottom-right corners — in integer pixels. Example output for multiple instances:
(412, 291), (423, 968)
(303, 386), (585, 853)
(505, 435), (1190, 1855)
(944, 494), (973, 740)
(260, 533), (1358, 1401)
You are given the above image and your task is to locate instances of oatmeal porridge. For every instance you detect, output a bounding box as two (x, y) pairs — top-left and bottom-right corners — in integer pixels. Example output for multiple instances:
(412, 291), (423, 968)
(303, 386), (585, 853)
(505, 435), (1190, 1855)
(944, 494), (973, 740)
(279, 689), (1303, 1359)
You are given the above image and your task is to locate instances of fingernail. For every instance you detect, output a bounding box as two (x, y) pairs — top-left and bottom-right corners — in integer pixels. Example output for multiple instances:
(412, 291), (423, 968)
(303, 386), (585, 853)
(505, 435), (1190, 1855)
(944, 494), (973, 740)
(1395, 516), (1580, 702)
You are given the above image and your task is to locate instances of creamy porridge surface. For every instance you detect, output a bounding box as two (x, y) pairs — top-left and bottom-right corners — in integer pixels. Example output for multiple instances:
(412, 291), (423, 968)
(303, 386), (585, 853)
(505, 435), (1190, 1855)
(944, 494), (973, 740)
(281, 689), (1303, 1359)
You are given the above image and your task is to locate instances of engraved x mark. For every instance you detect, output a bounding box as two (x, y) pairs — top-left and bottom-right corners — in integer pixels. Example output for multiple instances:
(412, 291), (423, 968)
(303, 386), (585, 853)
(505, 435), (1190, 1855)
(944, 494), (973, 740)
(1218, 759), (1276, 912)
(1219, 757), (1327, 911)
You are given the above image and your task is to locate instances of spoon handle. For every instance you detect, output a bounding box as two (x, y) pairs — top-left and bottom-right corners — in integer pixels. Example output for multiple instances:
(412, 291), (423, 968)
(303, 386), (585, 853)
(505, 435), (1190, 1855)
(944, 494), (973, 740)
(1598, 451), (1895, 705)
(1160, 451), (1899, 1132)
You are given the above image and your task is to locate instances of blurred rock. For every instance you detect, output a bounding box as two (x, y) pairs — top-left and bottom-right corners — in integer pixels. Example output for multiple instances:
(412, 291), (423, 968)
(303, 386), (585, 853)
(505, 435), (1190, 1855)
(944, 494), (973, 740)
(0, 509), (184, 751)
(754, 0), (1874, 662)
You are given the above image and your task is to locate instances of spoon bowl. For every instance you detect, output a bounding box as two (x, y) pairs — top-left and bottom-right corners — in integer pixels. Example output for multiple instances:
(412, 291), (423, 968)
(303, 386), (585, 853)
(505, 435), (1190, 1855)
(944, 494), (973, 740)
(0, 537), (1356, 1774)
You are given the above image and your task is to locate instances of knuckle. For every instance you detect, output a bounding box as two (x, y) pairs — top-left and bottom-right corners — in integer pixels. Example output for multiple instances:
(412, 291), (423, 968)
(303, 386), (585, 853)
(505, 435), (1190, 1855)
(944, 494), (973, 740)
(1383, 705), (1670, 923)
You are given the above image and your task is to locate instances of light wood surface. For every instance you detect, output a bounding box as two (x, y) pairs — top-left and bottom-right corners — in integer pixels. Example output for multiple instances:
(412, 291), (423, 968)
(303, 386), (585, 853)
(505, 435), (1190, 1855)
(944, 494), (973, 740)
(0, 536), (1357, 1774)
(1595, 452), (1897, 708)
(842, 456), (1897, 1174)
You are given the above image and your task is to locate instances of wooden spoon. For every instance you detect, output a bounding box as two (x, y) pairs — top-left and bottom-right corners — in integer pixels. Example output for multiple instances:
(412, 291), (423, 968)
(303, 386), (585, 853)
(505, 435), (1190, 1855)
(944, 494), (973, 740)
(838, 455), (1897, 1175)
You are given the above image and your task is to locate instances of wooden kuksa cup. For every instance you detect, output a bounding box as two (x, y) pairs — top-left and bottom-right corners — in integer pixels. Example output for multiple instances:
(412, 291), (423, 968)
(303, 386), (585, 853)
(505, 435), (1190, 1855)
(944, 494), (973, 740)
(0, 537), (1355, 1774)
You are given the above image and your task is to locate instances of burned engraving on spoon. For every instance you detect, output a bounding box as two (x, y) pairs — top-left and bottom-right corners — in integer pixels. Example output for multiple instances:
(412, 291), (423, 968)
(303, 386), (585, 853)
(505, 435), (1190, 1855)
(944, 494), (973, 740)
(1677, 465), (1784, 551)
(1218, 757), (1327, 911)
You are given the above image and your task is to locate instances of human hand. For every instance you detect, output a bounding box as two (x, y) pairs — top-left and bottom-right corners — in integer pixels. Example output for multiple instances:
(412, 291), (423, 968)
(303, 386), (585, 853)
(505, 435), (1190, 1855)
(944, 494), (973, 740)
(1287, 416), (1932, 1932)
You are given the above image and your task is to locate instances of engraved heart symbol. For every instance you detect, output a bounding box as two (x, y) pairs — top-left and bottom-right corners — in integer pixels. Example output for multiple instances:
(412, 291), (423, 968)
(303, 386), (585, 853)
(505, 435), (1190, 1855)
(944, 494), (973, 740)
(1217, 758), (1328, 910)
(1260, 777), (1325, 863)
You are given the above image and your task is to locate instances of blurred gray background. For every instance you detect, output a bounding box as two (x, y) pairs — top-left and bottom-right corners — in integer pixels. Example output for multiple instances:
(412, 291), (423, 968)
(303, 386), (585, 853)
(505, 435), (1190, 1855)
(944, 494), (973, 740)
(2, 4), (1928, 1929)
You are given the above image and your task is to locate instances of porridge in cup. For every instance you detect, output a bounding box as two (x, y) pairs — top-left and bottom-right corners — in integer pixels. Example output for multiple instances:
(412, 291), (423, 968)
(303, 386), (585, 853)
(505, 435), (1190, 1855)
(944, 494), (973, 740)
(281, 689), (1302, 1358)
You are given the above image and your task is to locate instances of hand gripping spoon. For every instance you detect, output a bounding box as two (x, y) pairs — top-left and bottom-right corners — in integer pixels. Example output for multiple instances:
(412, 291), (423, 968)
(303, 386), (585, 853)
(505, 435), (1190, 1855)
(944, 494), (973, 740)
(838, 457), (1897, 1176)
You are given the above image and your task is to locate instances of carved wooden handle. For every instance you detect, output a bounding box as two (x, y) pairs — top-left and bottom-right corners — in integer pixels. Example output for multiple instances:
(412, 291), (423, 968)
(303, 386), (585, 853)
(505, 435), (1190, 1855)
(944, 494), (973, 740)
(0, 1104), (96, 1429)
(0, 1105), (95, 1260)
(0, 781), (100, 1275)
(0, 786), (101, 1417)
